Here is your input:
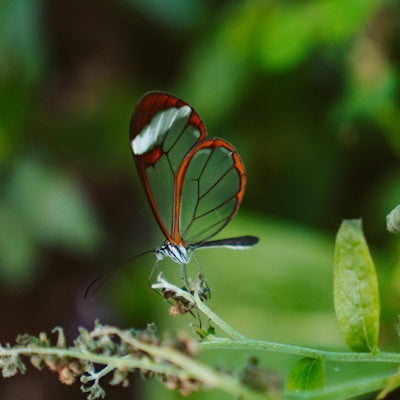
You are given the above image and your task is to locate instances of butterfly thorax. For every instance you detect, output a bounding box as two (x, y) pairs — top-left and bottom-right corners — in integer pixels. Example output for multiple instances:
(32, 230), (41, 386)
(155, 242), (192, 264)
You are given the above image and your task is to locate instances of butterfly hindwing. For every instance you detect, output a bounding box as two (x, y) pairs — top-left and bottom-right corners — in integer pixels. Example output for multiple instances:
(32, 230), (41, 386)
(174, 139), (245, 245)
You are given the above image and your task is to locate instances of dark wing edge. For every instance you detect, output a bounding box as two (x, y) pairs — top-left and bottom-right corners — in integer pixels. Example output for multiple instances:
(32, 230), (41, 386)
(192, 235), (259, 250)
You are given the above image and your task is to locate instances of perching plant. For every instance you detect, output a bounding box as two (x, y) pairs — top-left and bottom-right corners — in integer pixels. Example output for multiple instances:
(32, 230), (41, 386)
(2, 213), (400, 399)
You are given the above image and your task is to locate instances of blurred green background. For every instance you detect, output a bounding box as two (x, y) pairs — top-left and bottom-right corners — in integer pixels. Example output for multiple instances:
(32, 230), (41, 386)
(1, 0), (400, 399)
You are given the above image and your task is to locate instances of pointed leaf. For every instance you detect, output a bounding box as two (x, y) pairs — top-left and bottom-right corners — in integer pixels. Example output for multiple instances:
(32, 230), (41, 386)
(334, 219), (380, 352)
(286, 357), (324, 392)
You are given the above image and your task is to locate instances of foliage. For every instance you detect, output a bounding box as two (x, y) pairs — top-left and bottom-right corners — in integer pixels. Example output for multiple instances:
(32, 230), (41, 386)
(334, 219), (380, 353)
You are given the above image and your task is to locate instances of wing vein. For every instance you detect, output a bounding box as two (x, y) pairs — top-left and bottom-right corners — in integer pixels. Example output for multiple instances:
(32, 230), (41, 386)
(199, 165), (235, 201)
(194, 193), (237, 220)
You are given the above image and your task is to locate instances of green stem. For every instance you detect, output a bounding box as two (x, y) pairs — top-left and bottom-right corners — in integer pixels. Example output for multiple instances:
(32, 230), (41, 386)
(199, 339), (400, 363)
(153, 276), (400, 364)
(193, 292), (246, 340)
(152, 276), (245, 340)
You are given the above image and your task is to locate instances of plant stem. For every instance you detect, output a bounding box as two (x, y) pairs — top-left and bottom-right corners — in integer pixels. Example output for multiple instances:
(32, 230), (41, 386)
(199, 339), (400, 363)
(0, 333), (268, 400)
(152, 276), (245, 340)
(0, 345), (187, 378)
(193, 292), (246, 340)
(152, 276), (400, 364)
(89, 326), (266, 399)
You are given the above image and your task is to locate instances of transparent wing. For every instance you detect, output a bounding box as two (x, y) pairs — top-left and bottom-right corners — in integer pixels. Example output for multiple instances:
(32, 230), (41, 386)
(173, 139), (246, 245)
(130, 92), (206, 242)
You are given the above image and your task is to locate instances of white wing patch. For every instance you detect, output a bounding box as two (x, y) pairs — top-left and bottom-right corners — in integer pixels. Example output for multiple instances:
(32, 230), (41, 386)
(131, 106), (191, 155)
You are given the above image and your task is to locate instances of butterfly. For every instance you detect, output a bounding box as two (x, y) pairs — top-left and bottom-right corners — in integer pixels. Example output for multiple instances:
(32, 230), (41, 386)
(130, 91), (258, 290)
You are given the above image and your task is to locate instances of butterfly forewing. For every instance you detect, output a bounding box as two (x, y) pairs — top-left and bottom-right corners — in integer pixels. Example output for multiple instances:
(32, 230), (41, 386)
(130, 92), (206, 241)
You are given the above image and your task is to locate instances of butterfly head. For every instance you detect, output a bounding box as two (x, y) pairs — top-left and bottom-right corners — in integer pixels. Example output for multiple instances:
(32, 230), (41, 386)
(155, 242), (192, 265)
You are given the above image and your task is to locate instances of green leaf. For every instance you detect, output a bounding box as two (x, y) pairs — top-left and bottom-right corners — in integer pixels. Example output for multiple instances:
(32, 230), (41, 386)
(334, 219), (380, 352)
(286, 357), (324, 391)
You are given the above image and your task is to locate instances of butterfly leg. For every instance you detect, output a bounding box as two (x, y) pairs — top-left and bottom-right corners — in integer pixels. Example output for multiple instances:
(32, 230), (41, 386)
(148, 259), (176, 305)
(179, 263), (204, 327)
(180, 263), (192, 294)
(148, 258), (160, 287)
(193, 251), (211, 300)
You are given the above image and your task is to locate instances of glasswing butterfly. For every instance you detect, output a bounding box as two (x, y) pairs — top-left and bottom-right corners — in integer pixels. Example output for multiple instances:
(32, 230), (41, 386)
(130, 91), (258, 291)
(85, 92), (258, 300)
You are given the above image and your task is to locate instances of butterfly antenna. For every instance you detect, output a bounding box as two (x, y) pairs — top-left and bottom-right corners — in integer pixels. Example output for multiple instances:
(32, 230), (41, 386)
(84, 249), (155, 300)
